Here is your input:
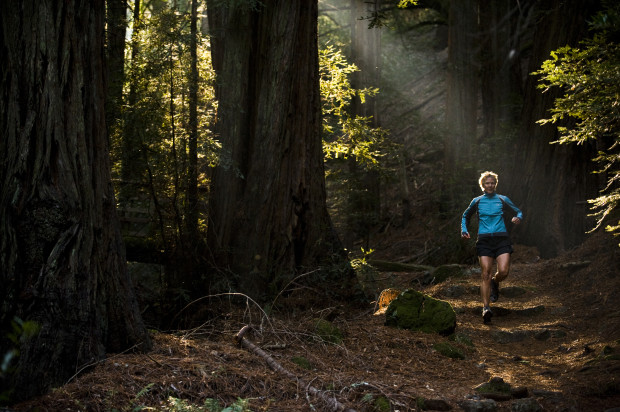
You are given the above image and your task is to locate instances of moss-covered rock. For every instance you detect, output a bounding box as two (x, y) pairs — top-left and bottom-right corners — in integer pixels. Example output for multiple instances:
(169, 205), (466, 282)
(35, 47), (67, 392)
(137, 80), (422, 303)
(384, 289), (456, 335)
(475, 377), (513, 401)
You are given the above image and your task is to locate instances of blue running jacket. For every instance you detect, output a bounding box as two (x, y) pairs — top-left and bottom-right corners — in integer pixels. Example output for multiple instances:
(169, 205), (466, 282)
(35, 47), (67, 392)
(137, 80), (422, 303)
(461, 193), (523, 238)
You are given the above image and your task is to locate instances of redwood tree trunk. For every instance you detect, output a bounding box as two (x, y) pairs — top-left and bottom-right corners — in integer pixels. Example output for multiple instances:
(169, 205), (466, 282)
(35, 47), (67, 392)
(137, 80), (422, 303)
(206, 0), (346, 297)
(506, 0), (602, 257)
(105, 0), (127, 138)
(0, 0), (150, 401)
(445, 0), (478, 170)
(478, 0), (511, 141)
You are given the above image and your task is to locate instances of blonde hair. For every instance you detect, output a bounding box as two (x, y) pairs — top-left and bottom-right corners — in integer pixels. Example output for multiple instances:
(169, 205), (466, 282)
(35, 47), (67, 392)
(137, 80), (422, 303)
(478, 171), (498, 191)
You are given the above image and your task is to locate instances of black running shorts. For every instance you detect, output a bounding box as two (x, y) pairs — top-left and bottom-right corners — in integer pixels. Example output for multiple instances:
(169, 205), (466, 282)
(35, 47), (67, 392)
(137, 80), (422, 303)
(476, 236), (513, 258)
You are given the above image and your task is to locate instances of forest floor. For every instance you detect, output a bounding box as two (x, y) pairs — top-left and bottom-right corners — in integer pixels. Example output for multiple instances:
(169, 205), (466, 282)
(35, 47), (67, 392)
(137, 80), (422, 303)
(14, 231), (620, 412)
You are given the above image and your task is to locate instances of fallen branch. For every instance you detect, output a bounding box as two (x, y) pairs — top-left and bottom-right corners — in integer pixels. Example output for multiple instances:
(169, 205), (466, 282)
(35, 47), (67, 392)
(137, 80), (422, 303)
(235, 325), (356, 412)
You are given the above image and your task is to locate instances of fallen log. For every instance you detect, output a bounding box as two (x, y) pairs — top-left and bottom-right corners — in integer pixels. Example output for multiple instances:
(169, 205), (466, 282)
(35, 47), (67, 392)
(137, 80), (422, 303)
(235, 325), (356, 412)
(367, 259), (433, 272)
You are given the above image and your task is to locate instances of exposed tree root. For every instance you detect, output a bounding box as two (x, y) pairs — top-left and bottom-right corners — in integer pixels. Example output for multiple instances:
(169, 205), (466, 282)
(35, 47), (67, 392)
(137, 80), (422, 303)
(235, 325), (356, 412)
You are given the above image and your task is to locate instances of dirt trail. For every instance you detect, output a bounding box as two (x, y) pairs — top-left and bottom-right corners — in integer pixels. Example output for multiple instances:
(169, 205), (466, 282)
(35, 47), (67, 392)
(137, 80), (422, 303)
(13, 233), (620, 411)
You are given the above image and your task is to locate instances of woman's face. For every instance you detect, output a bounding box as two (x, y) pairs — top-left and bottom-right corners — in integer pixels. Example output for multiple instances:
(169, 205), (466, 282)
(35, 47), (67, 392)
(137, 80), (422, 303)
(482, 177), (497, 194)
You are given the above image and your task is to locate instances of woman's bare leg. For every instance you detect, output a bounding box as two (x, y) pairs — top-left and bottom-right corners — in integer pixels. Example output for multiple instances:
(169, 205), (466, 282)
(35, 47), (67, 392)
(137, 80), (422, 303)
(494, 253), (511, 283)
(479, 255), (495, 307)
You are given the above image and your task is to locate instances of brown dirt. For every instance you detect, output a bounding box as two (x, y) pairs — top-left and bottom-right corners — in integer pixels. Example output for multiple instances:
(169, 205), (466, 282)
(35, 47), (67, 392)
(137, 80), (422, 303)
(13, 231), (620, 412)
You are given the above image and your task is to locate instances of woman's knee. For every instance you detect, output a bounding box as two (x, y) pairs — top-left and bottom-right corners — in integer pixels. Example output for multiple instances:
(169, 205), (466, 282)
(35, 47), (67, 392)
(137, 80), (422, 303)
(481, 270), (493, 281)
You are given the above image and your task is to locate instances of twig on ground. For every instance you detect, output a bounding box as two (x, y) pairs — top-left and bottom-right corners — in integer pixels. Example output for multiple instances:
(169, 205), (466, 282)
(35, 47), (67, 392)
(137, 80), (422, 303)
(235, 325), (357, 412)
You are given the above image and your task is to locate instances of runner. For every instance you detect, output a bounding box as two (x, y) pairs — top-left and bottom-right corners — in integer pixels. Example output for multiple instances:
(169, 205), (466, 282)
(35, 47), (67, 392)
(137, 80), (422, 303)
(461, 171), (523, 323)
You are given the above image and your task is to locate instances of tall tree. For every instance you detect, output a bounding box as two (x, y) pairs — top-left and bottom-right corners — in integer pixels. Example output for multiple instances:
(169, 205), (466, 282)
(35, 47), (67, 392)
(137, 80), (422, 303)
(444, 0), (478, 170)
(478, 0), (527, 141)
(0, 0), (151, 401)
(206, 0), (348, 298)
(505, 0), (603, 256)
(105, 0), (128, 139)
(119, 0), (146, 205)
(186, 0), (200, 244)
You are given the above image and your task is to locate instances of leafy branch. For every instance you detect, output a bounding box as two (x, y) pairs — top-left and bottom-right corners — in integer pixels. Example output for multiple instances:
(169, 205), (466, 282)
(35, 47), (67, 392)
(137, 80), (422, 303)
(533, 8), (620, 242)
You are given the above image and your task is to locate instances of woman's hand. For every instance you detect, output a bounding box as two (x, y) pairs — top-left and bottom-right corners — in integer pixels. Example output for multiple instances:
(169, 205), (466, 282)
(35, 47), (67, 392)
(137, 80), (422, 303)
(512, 217), (521, 224)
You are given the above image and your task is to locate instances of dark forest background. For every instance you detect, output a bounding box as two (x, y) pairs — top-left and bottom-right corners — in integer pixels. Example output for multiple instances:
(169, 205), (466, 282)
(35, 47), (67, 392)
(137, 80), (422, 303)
(1, 0), (619, 404)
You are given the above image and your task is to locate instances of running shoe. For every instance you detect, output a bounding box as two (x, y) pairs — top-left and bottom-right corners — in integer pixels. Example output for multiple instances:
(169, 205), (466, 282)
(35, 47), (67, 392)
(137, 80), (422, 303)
(482, 306), (493, 324)
(490, 278), (499, 302)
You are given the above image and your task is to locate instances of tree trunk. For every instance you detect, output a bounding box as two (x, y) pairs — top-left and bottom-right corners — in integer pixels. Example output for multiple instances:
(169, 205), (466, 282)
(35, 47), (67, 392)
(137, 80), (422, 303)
(206, 0), (347, 298)
(186, 0), (199, 243)
(445, 0), (478, 170)
(120, 0), (146, 204)
(478, 0), (510, 141)
(0, 0), (151, 401)
(478, 0), (534, 142)
(506, 0), (602, 257)
(105, 0), (127, 140)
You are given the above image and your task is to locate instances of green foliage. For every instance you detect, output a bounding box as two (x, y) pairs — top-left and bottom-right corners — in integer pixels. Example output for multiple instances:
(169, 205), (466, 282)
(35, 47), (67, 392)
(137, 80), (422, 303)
(112, 2), (217, 252)
(397, 0), (419, 8)
(319, 46), (388, 168)
(204, 397), (252, 412)
(533, 4), (620, 243)
(319, 45), (397, 241)
(165, 396), (252, 412)
(1, 317), (41, 403)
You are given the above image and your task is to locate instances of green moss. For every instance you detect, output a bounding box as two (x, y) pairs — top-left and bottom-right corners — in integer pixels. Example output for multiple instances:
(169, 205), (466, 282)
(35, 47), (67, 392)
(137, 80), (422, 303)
(433, 342), (465, 359)
(313, 319), (343, 344)
(291, 356), (312, 370)
(373, 396), (390, 412)
(450, 333), (474, 347)
(384, 289), (456, 335)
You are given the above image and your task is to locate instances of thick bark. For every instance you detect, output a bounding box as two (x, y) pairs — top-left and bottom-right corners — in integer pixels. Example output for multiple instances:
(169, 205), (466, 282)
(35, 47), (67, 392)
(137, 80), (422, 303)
(444, 0), (478, 170)
(206, 1), (346, 297)
(0, 0), (150, 401)
(506, 0), (602, 257)
(478, 0), (512, 141)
